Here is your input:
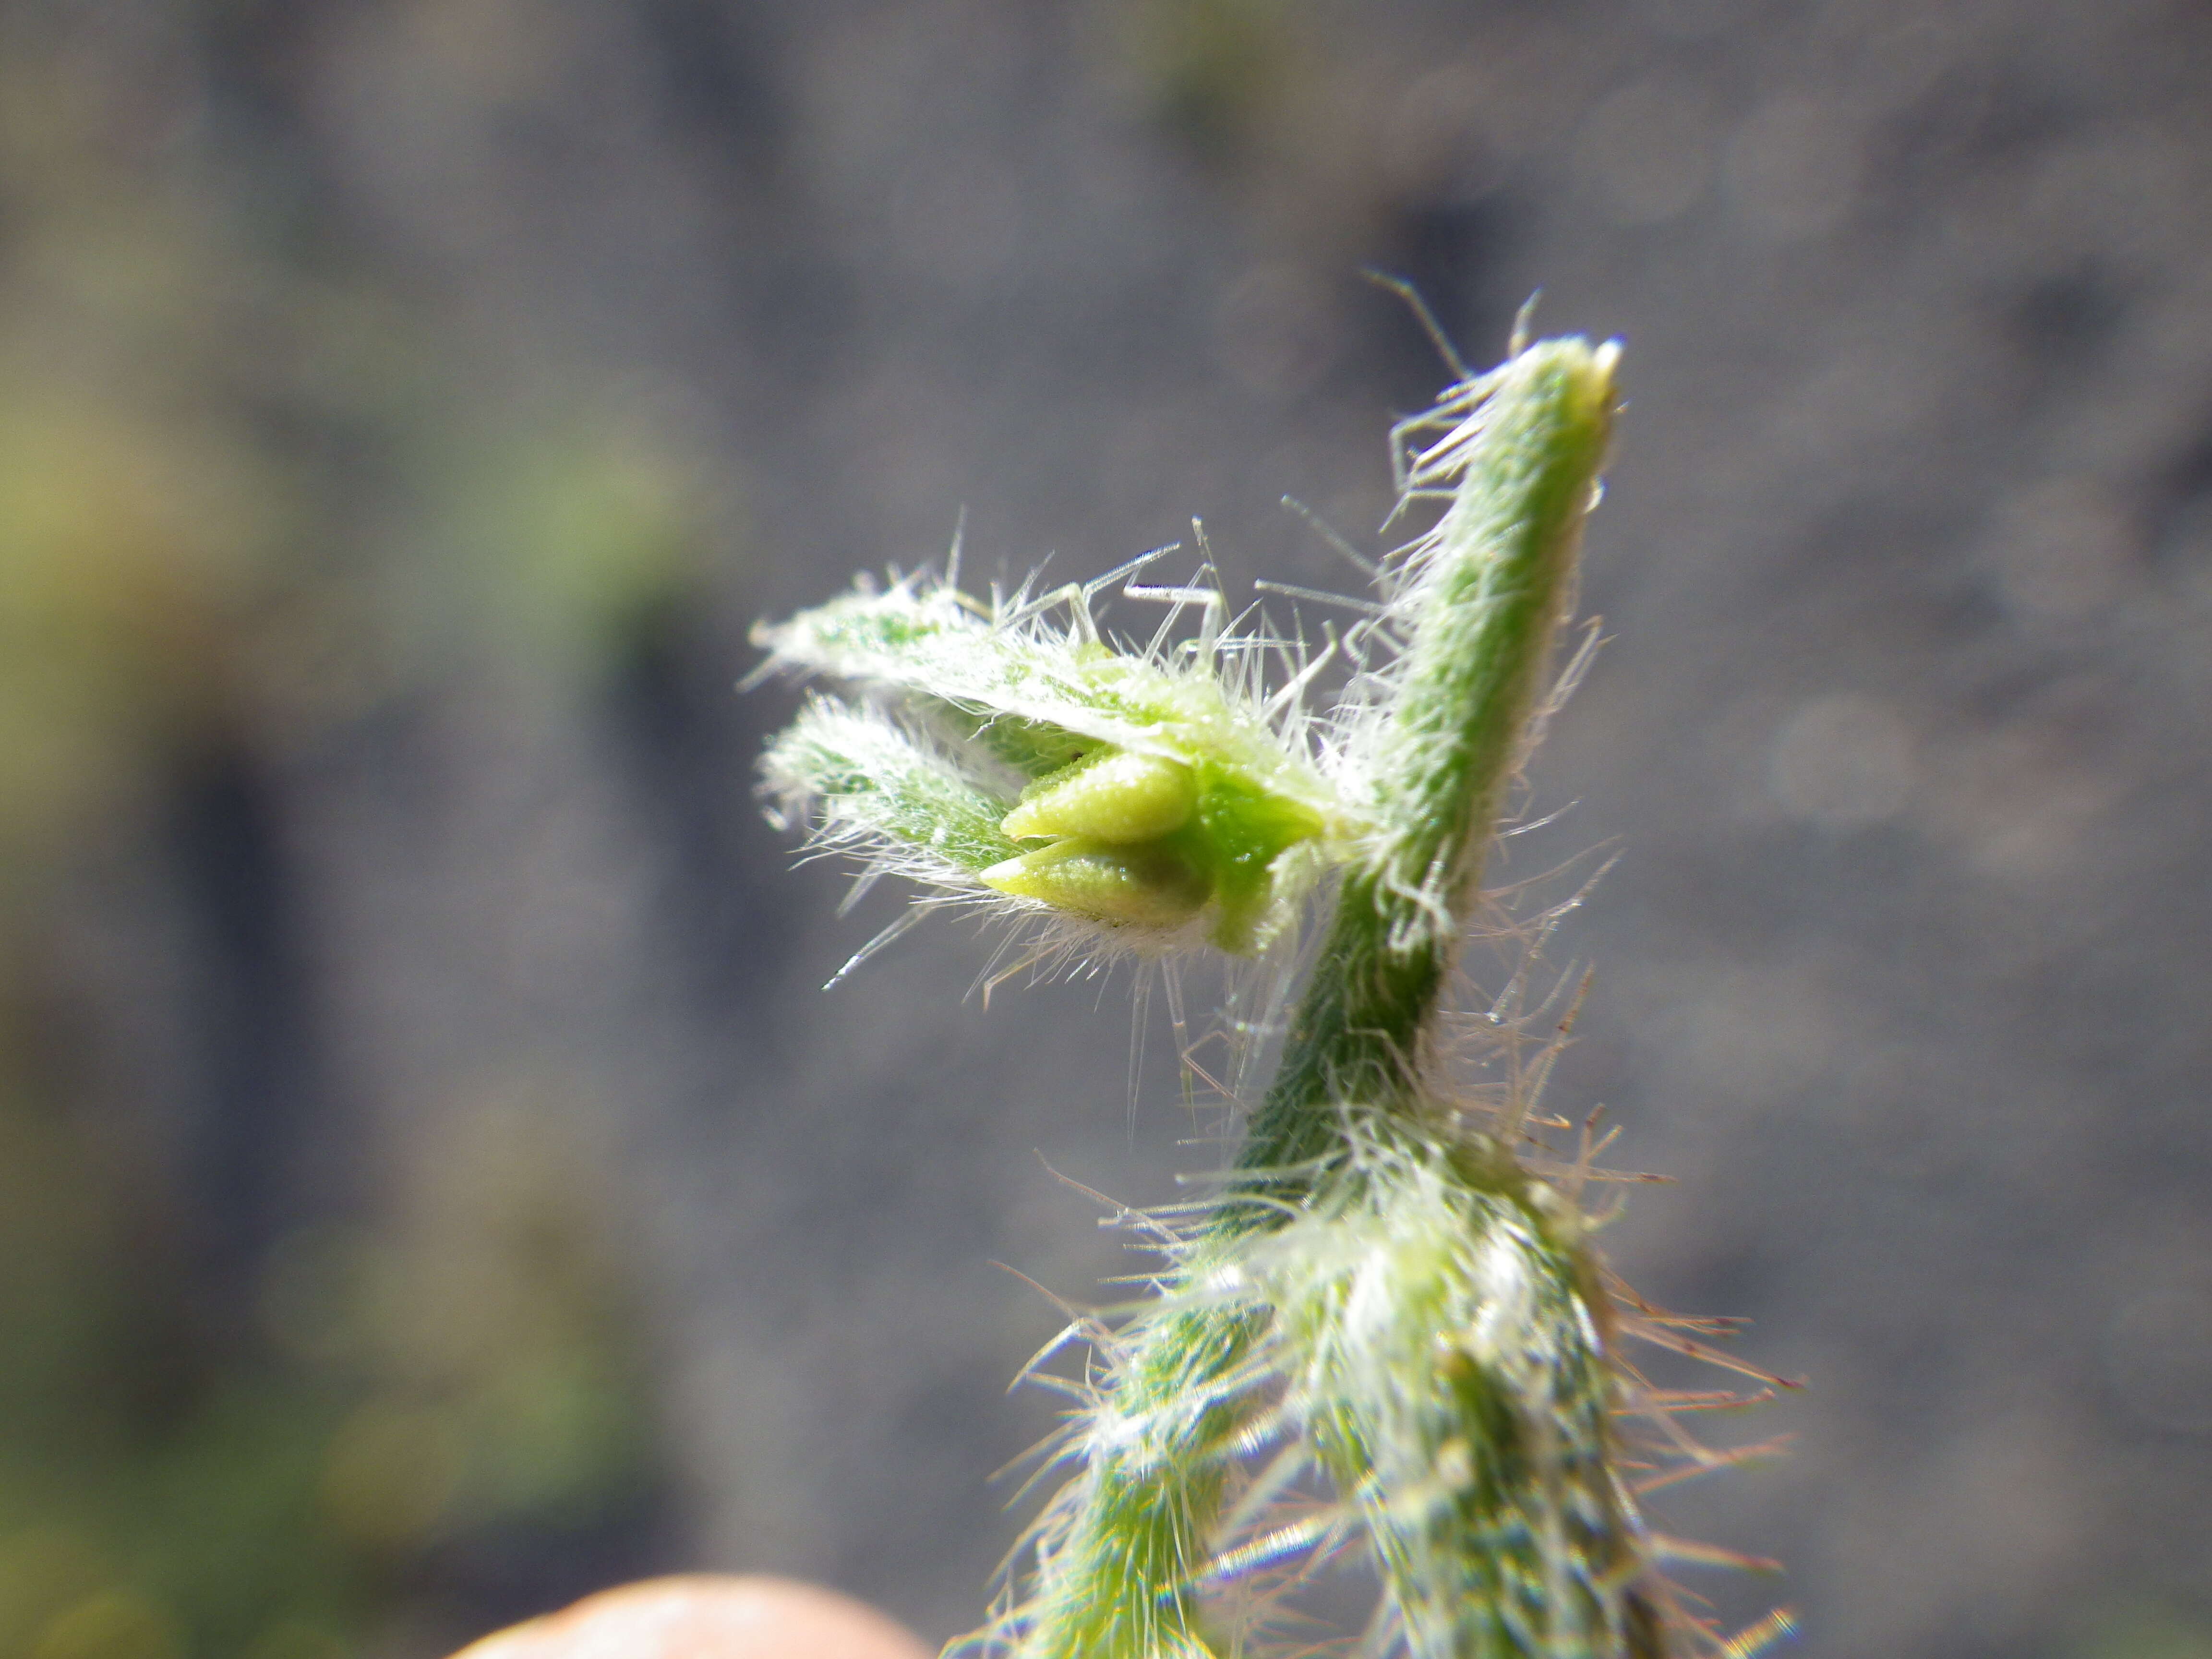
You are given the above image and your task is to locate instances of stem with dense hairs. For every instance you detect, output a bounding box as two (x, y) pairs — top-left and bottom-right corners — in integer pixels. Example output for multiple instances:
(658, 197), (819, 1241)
(755, 334), (1765, 1659)
(994, 339), (1669, 1659)
(1236, 337), (1617, 1189)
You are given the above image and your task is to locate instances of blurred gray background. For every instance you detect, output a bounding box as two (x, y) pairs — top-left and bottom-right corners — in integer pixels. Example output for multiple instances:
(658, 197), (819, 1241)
(1, 1), (2208, 1657)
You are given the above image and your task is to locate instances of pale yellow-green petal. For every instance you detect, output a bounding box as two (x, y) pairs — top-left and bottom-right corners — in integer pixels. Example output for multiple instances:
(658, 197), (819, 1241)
(1001, 750), (1197, 844)
(979, 838), (1208, 929)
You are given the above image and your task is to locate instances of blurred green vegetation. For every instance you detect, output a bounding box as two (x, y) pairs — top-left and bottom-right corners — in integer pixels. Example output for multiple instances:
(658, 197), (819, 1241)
(0, 4), (708, 1654)
(1116, 0), (1298, 161)
(2081, 1610), (2212, 1659)
(0, 1072), (658, 1659)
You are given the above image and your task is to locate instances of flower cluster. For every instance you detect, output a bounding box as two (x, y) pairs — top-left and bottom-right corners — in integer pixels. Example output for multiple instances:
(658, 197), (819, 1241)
(754, 555), (1360, 960)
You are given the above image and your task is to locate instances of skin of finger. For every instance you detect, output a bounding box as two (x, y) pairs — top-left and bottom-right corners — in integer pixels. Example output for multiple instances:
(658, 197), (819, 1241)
(447, 1574), (937, 1659)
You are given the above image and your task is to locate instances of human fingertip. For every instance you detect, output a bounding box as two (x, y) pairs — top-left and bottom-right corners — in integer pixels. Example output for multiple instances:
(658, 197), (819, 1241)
(448, 1574), (935, 1659)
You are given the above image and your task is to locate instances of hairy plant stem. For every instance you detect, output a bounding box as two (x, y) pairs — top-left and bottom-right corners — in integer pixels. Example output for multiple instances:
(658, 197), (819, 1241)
(1008, 341), (1641, 1659)
(1238, 339), (1616, 1189)
(747, 323), (1751, 1659)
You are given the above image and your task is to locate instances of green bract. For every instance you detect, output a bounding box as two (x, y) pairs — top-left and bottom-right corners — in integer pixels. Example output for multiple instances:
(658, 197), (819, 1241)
(753, 571), (1356, 956)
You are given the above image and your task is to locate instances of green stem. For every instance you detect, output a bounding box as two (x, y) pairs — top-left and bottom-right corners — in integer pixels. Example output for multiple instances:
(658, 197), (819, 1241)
(1010, 1300), (1264, 1659)
(1004, 341), (1624, 1659)
(1236, 339), (1617, 1191)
